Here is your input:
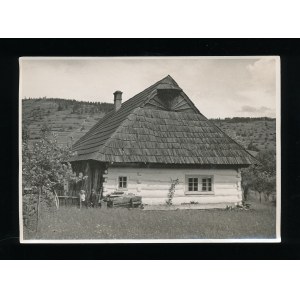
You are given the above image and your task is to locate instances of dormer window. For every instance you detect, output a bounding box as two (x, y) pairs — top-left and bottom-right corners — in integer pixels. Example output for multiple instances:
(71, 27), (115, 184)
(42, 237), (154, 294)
(144, 85), (196, 114)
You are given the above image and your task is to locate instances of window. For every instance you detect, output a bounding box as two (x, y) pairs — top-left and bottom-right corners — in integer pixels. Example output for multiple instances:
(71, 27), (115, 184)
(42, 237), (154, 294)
(185, 176), (214, 194)
(188, 178), (198, 191)
(202, 177), (212, 192)
(118, 176), (127, 189)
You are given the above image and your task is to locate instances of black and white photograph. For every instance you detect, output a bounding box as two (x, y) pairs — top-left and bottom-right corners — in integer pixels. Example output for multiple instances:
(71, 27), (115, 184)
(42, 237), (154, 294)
(19, 56), (280, 242)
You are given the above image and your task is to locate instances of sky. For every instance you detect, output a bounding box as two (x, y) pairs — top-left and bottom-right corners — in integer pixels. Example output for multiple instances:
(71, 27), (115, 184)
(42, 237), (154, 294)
(20, 57), (278, 118)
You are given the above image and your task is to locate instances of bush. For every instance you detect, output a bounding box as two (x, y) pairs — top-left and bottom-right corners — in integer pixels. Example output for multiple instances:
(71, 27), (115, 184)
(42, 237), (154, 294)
(166, 178), (179, 205)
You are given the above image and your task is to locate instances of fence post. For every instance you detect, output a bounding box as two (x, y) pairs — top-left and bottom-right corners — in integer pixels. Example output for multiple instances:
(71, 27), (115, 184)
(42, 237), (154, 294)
(54, 190), (59, 210)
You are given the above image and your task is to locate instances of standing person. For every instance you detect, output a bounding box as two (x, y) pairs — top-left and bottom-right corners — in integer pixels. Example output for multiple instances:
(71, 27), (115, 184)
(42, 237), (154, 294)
(89, 189), (97, 208)
(79, 190), (87, 209)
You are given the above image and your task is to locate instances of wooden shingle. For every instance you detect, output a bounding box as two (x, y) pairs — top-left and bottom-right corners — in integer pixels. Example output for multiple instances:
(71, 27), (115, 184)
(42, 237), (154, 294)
(71, 75), (256, 166)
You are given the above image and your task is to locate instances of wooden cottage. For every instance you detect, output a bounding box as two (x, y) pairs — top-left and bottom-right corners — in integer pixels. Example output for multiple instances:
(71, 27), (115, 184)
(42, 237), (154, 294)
(70, 75), (256, 208)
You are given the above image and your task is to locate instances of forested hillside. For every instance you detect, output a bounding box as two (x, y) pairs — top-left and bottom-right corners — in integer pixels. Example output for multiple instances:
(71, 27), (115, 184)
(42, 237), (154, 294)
(212, 117), (276, 153)
(22, 98), (114, 146)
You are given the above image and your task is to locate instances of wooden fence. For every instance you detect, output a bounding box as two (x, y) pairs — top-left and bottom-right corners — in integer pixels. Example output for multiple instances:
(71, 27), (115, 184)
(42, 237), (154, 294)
(54, 190), (80, 208)
(53, 189), (103, 209)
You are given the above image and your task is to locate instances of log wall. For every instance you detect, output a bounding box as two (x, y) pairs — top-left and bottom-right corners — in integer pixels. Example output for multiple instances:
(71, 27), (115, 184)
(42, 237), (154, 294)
(102, 166), (242, 205)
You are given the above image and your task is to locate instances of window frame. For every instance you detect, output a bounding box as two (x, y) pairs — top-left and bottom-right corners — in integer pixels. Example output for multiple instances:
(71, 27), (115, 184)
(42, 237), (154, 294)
(185, 175), (214, 195)
(118, 176), (128, 190)
(188, 177), (199, 192)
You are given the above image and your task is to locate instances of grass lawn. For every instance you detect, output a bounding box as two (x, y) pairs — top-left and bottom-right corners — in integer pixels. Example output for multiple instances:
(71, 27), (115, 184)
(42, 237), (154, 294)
(24, 201), (277, 240)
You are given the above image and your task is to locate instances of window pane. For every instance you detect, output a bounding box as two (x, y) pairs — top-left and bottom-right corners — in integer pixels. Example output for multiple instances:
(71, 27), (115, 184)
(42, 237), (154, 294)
(202, 178), (206, 191)
(208, 178), (212, 191)
(119, 177), (127, 188)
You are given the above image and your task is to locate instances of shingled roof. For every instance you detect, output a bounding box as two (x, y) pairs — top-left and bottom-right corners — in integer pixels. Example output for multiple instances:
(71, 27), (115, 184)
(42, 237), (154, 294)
(71, 75), (256, 165)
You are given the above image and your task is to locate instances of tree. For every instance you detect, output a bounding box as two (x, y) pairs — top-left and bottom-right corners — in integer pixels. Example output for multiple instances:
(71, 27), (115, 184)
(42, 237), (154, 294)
(41, 123), (52, 136)
(241, 167), (253, 201)
(256, 149), (276, 175)
(22, 124), (80, 232)
(255, 150), (276, 202)
(241, 149), (276, 203)
(247, 141), (259, 152)
(264, 173), (276, 202)
(57, 103), (63, 111)
(252, 170), (268, 202)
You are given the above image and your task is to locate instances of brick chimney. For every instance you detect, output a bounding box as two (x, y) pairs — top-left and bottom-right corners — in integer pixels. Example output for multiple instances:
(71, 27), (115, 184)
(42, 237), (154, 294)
(113, 91), (122, 112)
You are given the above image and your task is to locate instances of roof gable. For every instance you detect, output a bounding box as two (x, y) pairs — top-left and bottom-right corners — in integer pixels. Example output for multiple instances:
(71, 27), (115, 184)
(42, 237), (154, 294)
(73, 75), (199, 151)
(71, 75), (255, 165)
(143, 88), (198, 113)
